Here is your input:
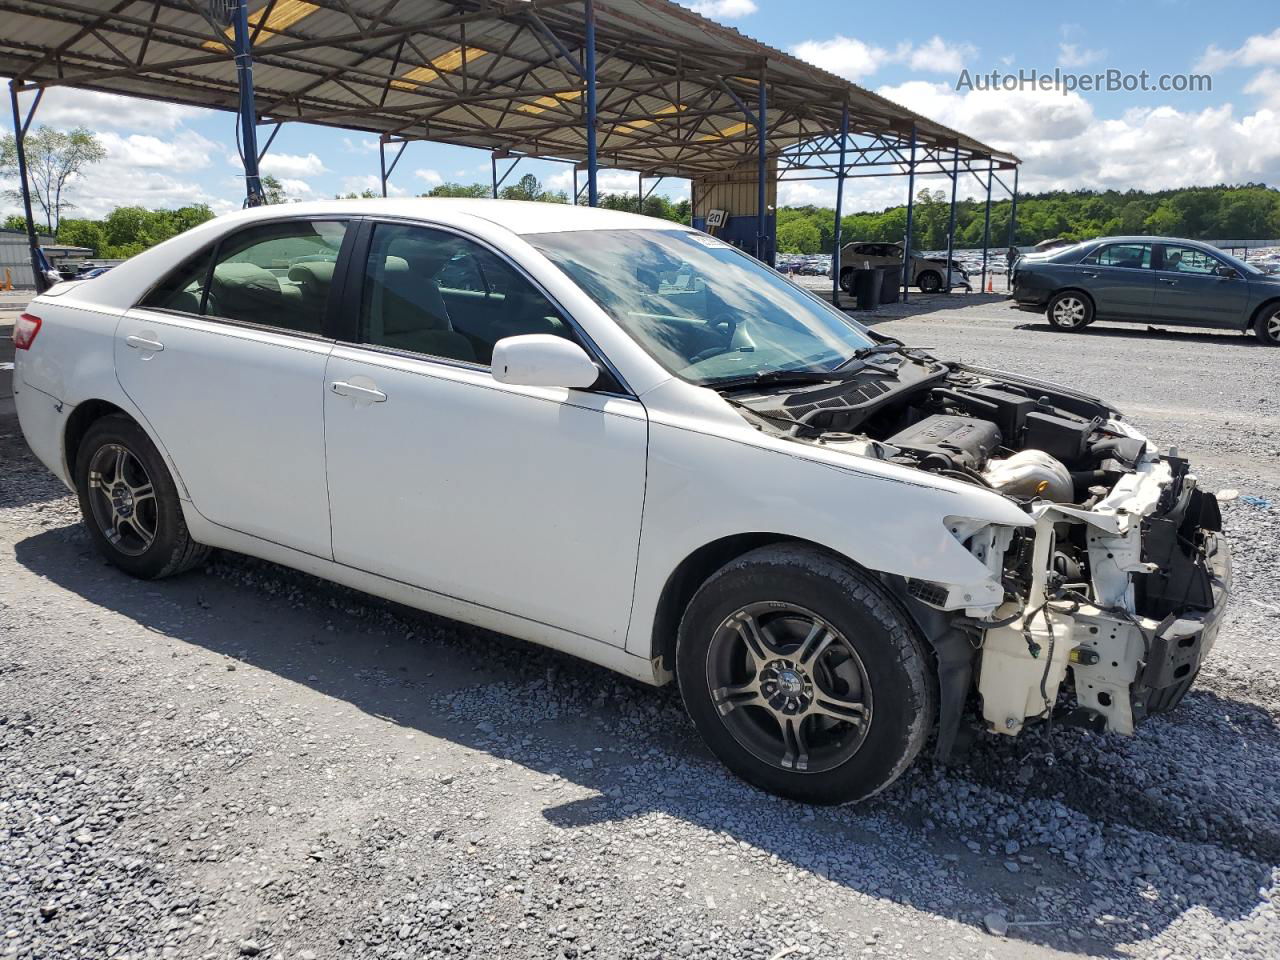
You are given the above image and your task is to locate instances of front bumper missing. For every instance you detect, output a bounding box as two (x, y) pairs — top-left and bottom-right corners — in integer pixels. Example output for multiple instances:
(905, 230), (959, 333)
(975, 449), (1232, 737)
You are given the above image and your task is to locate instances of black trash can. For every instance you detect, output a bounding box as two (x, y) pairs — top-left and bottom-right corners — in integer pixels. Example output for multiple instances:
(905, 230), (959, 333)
(879, 264), (903, 304)
(853, 268), (879, 310)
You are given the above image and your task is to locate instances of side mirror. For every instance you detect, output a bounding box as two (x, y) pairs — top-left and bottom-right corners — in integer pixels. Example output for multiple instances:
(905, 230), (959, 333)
(1216, 265), (1240, 279)
(491, 334), (599, 389)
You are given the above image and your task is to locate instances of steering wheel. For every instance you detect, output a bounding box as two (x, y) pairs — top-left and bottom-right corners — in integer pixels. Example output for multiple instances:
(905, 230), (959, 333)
(689, 312), (743, 365)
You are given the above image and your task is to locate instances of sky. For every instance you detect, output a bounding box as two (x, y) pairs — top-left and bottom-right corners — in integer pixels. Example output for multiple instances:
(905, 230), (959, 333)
(4, 0), (1280, 222)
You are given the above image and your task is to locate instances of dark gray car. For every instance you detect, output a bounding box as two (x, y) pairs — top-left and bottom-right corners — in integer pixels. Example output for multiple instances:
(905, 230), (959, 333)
(1011, 236), (1280, 344)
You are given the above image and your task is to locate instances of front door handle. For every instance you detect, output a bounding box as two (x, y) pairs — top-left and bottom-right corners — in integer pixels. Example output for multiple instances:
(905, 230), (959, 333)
(1159, 277), (1178, 285)
(126, 335), (164, 352)
(331, 380), (387, 403)
(1081, 270), (1099, 278)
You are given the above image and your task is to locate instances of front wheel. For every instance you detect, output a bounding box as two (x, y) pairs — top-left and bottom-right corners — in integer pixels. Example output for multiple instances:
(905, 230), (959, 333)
(75, 414), (209, 579)
(1047, 291), (1094, 330)
(1254, 305), (1280, 345)
(676, 545), (935, 805)
(838, 268), (855, 293)
(917, 271), (942, 293)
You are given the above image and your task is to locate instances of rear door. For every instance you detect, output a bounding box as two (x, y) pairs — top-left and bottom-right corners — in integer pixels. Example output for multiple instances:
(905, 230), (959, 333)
(1152, 243), (1251, 328)
(117, 217), (351, 558)
(1074, 242), (1155, 320)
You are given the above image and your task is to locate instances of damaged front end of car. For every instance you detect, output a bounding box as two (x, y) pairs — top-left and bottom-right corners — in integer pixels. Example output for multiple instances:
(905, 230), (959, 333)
(727, 349), (1232, 751)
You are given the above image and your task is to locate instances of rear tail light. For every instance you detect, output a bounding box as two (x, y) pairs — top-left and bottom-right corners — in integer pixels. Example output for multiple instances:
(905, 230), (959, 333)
(13, 313), (42, 350)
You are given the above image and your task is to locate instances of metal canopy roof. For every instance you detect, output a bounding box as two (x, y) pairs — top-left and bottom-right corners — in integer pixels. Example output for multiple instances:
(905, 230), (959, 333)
(0, 0), (1018, 179)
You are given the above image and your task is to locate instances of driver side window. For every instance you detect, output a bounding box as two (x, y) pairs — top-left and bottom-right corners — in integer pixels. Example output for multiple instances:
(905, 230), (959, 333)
(358, 223), (579, 366)
(1162, 245), (1220, 275)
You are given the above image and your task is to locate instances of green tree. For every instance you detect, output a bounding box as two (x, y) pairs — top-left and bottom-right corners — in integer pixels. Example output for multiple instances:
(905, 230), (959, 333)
(776, 217), (821, 253)
(423, 182), (491, 199)
(0, 126), (107, 233)
(3, 213), (29, 232)
(262, 174), (287, 205)
(57, 218), (107, 255)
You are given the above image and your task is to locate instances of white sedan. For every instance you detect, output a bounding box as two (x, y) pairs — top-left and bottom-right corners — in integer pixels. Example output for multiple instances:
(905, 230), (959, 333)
(13, 200), (1230, 804)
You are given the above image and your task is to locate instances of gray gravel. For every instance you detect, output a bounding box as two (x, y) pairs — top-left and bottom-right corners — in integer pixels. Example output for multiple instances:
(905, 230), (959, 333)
(2, 294), (1278, 960)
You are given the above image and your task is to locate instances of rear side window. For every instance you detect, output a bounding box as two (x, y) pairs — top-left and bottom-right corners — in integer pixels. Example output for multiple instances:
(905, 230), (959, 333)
(1083, 243), (1151, 269)
(139, 249), (212, 313)
(138, 220), (347, 335)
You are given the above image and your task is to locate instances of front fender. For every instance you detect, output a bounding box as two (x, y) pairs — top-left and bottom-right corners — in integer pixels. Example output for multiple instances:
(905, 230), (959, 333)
(624, 417), (1029, 659)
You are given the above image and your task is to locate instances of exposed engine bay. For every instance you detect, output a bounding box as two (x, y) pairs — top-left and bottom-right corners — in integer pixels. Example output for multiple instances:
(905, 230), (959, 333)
(723, 346), (1231, 749)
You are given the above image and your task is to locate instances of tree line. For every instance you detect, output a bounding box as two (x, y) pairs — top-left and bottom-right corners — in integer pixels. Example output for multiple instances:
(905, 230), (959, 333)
(776, 183), (1280, 254)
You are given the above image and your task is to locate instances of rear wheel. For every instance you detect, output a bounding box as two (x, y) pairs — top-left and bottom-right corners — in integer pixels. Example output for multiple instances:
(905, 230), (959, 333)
(74, 415), (208, 579)
(676, 544), (934, 805)
(1047, 291), (1094, 330)
(838, 268), (855, 293)
(1254, 305), (1280, 345)
(917, 271), (942, 293)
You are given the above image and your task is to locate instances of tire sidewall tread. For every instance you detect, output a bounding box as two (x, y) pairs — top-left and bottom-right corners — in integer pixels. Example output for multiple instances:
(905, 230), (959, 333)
(676, 544), (935, 805)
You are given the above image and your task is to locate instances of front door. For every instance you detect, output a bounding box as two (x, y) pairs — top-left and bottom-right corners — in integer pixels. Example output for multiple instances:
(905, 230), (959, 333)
(1152, 243), (1251, 328)
(322, 220), (648, 645)
(117, 218), (349, 558)
(1072, 241), (1155, 320)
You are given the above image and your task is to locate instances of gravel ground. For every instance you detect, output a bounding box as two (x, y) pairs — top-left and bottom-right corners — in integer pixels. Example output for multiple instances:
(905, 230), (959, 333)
(2, 295), (1278, 960)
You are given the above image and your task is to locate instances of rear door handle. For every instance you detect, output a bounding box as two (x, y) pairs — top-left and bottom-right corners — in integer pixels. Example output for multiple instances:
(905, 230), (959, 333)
(1159, 277), (1178, 285)
(330, 380), (387, 403)
(126, 335), (164, 352)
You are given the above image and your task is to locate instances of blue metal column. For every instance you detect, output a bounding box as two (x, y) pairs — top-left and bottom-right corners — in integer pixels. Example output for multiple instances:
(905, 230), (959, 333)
(980, 161), (993, 293)
(379, 139), (388, 198)
(584, 0), (599, 206)
(8, 81), (45, 293)
(232, 0), (264, 206)
(944, 146), (959, 292)
(831, 102), (848, 304)
(756, 65), (768, 263)
(1007, 164), (1020, 249)
(901, 123), (917, 303)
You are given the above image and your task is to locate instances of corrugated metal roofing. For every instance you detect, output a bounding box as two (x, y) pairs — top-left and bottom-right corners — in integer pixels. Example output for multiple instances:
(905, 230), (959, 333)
(0, 0), (1017, 178)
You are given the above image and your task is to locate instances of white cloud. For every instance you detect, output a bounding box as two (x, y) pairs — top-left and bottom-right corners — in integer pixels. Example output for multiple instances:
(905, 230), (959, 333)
(278, 178), (313, 196)
(342, 136), (380, 153)
(1244, 68), (1280, 110)
(1057, 42), (1104, 68)
(414, 168), (444, 186)
(257, 152), (327, 177)
(876, 79), (1280, 196)
(29, 88), (201, 132)
(98, 130), (219, 171)
(791, 35), (974, 82)
(685, 0), (757, 19)
(340, 174), (404, 196)
(1196, 27), (1280, 73)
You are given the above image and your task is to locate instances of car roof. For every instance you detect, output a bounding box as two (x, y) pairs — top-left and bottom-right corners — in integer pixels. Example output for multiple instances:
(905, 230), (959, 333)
(1086, 236), (1208, 246)
(205, 198), (692, 236)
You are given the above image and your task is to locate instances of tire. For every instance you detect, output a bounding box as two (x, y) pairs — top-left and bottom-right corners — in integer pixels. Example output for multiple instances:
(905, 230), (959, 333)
(838, 268), (855, 294)
(1046, 290), (1094, 330)
(676, 544), (935, 805)
(1254, 305), (1280, 345)
(917, 270), (942, 293)
(74, 414), (209, 579)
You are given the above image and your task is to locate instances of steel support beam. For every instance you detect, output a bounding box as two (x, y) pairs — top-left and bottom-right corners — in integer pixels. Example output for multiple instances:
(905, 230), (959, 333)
(944, 146), (959, 293)
(584, 0), (599, 206)
(232, 0), (264, 206)
(756, 65), (769, 264)
(1008, 164), (1020, 249)
(379, 138), (408, 197)
(7, 81), (45, 293)
(980, 162), (993, 293)
(901, 123), (917, 303)
(831, 101), (848, 305)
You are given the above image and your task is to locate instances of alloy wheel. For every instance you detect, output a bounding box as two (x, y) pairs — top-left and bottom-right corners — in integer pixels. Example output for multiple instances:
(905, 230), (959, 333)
(1052, 296), (1087, 327)
(87, 443), (158, 557)
(706, 602), (873, 774)
(1267, 310), (1280, 343)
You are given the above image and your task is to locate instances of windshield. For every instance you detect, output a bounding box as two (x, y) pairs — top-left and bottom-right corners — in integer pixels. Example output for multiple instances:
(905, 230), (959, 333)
(1216, 248), (1264, 276)
(527, 228), (877, 386)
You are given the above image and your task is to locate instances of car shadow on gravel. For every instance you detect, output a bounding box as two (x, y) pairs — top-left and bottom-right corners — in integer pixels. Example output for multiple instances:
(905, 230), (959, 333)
(1014, 322), (1263, 347)
(15, 525), (1280, 956)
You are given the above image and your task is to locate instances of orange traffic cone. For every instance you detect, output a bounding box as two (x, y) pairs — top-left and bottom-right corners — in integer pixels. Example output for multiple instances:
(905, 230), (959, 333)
(986, 275), (994, 293)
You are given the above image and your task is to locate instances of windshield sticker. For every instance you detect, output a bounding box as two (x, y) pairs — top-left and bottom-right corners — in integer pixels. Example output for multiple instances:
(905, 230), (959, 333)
(688, 233), (731, 249)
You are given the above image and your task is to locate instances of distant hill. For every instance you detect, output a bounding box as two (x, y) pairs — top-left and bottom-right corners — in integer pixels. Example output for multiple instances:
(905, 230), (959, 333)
(776, 184), (1280, 254)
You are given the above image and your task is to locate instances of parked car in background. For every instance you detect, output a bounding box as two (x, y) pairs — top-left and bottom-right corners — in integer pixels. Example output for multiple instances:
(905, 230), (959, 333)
(832, 242), (968, 293)
(1012, 236), (1280, 344)
(13, 200), (1229, 806)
